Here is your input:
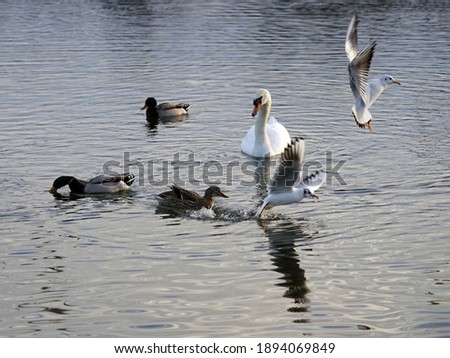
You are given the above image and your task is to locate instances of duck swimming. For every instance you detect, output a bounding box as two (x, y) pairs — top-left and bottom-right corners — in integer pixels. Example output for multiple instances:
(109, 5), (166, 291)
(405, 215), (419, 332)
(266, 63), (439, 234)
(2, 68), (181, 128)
(241, 89), (291, 158)
(256, 138), (325, 218)
(345, 14), (401, 131)
(157, 183), (228, 211)
(49, 173), (135, 195)
(141, 97), (190, 120)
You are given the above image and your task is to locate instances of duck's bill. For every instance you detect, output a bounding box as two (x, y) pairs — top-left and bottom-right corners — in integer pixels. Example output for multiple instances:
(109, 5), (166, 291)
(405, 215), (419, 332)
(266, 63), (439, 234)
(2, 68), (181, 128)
(218, 191), (229, 198)
(140, 104), (148, 110)
(49, 186), (58, 194)
(252, 102), (261, 117)
(310, 194), (319, 201)
(393, 80), (401, 85)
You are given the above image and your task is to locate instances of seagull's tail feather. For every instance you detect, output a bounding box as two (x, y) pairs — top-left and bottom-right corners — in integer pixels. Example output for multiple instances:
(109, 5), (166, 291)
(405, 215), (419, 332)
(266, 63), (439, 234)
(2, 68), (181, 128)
(352, 104), (372, 127)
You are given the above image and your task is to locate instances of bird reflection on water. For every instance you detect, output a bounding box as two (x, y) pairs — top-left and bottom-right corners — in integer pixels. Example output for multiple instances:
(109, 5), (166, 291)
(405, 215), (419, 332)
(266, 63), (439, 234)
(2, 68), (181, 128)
(145, 114), (187, 133)
(259, 218), (316, 323)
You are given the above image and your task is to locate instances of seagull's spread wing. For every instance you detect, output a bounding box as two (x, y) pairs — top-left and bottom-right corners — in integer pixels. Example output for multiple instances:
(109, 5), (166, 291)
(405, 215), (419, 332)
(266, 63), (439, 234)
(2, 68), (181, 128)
(298, 170), (326, 193)
(346, 14), (377, 102)
(348, 40), (376, 102)
(345, 14), (359, 61)
(269, 138), (305, 194)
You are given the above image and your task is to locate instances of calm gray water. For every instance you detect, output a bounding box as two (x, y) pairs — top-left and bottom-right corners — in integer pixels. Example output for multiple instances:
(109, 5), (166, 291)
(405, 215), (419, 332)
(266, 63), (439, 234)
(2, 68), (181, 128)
(1, 0), (449, 338)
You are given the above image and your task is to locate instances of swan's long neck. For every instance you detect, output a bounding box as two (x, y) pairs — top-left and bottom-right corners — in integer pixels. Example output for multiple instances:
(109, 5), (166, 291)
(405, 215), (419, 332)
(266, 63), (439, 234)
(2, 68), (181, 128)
(254, 102), (272, 155)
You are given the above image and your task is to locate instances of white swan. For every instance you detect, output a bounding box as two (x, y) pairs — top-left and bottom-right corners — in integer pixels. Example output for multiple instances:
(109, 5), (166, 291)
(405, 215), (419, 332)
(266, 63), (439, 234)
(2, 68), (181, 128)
(241, 89), (291, 158)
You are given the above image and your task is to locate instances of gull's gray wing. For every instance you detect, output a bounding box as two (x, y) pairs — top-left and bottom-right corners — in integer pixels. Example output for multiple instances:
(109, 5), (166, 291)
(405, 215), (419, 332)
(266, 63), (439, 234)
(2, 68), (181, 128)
(298, 170), (326, 193)
(269, 138), (305, 194)
(345, 14), (359, 61)
(348, 40), (376, 102)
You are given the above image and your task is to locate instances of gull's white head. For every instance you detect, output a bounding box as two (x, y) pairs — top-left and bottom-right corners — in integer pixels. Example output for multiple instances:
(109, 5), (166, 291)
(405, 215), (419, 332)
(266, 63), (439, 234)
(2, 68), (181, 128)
(381, 74), (401, 87)
(252, 88), (272, 117)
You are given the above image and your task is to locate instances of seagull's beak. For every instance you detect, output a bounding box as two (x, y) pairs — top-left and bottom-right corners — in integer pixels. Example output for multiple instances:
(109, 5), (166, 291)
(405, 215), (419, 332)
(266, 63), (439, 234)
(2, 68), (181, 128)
(252, 101), (261, 117)
(49, 187), (58, 195)
(140, 104), (148, 110)
(393, 80), (401, 85)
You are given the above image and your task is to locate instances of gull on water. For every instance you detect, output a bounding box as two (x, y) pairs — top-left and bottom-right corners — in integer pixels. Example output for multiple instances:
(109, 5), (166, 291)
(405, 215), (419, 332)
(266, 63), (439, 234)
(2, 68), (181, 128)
(256, 138), (326, 218)
(345, 14), (401, 131)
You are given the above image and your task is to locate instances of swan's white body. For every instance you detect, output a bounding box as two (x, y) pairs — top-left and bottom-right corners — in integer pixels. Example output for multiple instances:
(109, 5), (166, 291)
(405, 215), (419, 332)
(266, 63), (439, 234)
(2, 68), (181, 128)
(241, 89), (291, 158)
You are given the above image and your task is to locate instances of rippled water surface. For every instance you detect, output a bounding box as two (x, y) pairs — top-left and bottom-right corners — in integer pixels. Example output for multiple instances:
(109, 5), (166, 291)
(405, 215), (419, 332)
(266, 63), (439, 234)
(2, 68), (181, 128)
(1, 0), (449, 337)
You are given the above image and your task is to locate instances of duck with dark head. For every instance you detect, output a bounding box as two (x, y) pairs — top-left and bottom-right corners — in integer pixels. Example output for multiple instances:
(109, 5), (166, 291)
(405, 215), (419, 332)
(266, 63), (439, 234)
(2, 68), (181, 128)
(140, 97), (190, 122)
(49, 173), (135, 195)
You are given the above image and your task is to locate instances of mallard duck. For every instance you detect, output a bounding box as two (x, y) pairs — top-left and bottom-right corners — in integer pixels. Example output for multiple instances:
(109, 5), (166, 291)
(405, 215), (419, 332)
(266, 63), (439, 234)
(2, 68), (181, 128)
(346, 14), (401, 131)
(157, 183), (228, 210)
(241, 89), (291, 158)
(256, 138), (326, 218)
(49, 173), (135, 195)
(141, 97), (190, 120)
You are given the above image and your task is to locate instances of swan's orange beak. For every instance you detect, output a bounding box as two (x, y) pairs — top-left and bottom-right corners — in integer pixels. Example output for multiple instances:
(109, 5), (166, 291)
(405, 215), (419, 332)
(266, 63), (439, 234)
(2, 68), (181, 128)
(252, 101), (261, 117)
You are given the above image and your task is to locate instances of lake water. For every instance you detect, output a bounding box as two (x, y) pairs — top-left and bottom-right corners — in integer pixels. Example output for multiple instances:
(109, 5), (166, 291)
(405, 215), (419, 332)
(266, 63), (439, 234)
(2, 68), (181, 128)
(1, 0), (449, 338)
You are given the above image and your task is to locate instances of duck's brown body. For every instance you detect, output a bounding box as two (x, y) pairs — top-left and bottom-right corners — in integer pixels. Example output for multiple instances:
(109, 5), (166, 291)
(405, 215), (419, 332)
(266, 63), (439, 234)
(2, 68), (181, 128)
(157, 184), (228, 210)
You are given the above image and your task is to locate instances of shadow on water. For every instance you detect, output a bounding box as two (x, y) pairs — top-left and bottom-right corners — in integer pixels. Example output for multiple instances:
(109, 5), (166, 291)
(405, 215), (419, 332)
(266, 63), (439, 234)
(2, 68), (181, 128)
(48, 190), (137, 222)
(144, 114), (188, 135)
(259, 218), (315, 323)
(145, 116), (187, 131)
(49, 190), (137, 203)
